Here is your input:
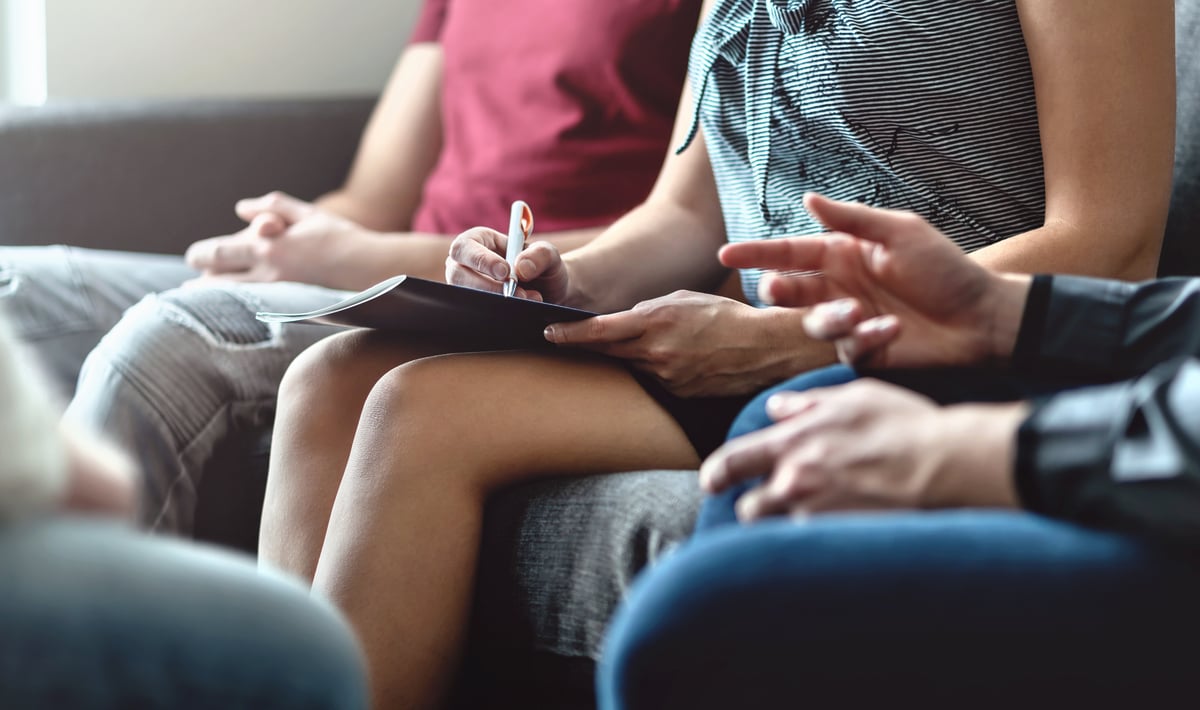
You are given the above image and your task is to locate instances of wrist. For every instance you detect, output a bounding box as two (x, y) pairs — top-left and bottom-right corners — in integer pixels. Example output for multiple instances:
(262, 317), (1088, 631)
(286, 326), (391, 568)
(927, 402), (1030, 509)
(751, 307), (838, 381)
(325, 228), (382, 291)
(985, 274), (1034, 364)
(559, 253), (595, 310)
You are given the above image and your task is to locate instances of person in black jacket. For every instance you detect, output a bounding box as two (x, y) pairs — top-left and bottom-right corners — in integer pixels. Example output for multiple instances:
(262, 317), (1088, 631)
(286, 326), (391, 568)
(597, 194), (1200, 710)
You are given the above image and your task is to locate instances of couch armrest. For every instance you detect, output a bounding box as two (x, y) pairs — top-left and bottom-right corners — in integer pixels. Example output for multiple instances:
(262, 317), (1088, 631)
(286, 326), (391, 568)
(0, 97), (374, 255)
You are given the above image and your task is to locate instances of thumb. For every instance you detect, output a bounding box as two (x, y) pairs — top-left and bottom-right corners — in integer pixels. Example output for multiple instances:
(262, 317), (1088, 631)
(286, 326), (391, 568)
(236, 191), (311, 225)
(803, 193), (909, 247)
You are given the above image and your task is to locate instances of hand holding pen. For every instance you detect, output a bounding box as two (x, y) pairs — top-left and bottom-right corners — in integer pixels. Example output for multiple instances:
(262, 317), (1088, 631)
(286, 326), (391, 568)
(445, 200), (574, 304)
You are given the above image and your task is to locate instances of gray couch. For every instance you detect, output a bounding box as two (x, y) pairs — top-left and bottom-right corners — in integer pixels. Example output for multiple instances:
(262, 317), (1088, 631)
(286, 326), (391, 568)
(0, 97), (702, 707)
(3, 7), (1199, 705)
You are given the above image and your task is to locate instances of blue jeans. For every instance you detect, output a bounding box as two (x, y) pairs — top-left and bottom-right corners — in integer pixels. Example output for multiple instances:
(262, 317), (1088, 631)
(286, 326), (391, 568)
(0, 519), (367, 709)
(598, 511), (1200, 708)
(599, 365), (1199, 708)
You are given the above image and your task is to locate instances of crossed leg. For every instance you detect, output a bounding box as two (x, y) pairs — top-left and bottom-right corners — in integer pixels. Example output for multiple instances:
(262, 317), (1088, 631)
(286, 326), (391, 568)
(261, 333), (700, 709)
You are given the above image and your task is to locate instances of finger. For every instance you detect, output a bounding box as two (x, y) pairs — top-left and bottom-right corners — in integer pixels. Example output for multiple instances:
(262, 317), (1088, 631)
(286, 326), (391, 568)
(516, 287), (543, 302)
(249, 212), (287, 238)
(801, 298), (863, 341)
(514, 241), (563, 282)
(185, 237), (257, 273)
(719, 237), (827, 271)
(739, 458), (823, 522)
(735, 476), (815, 522)
(700, 425), (792, 493)
(236, 191), (311, 224)
(757, 271), (829, 308)
(836, 316), (901, 365)
(803, 192), (915, 247)
(445, 259), (504, 292)
(448, 228), (510, 281)
(543, 311), (646, 345)
(763, 391), (820, 422)
(185, 271), (260, 286)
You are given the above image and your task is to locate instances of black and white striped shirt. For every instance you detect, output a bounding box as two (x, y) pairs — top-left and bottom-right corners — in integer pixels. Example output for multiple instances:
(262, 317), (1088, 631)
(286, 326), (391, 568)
(681, 0), (1045, 303)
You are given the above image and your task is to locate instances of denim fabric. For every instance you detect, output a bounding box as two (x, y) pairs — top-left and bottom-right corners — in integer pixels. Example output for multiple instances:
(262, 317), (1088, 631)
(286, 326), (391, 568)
(0, 519), (366, 709)
(692, 364), (858, 531)
(598, 510), (1200, 709)
(0, 247), (345, 532)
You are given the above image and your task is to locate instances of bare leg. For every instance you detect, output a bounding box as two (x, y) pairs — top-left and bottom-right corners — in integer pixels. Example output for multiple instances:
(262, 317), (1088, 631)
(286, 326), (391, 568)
(312, 350), (699, 710)
(259, 330), (480, 580)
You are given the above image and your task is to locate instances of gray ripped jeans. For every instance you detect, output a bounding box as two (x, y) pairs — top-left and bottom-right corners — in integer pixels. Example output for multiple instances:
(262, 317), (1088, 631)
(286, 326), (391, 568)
(0, 246), (345, 533)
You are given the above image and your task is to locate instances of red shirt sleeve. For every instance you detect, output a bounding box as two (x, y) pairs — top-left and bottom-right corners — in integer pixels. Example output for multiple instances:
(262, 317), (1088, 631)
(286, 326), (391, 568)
(408, 0), (449, 44)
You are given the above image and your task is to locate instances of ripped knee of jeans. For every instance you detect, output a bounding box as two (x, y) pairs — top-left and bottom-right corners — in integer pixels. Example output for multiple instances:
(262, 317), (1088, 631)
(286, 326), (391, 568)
(0, 261), (17, 298)
(156, 288), (275, 346)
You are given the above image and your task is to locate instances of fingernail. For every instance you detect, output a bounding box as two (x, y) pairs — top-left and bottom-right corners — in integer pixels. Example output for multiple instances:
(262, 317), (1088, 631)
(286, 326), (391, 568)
(767, 392), (799, 412)
(757, 277), (775, 306)
(698, 459), (720, 489)
(544, 326), (558, 342)
(735, 498), (757, 522)
(830, 299), (855, 321)
(491, 264), (509, 281)
(516, 260), (533, 281)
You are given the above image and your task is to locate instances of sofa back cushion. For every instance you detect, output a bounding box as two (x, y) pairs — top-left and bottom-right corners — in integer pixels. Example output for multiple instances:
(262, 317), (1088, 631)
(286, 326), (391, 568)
(1162, 1), (1200, 276)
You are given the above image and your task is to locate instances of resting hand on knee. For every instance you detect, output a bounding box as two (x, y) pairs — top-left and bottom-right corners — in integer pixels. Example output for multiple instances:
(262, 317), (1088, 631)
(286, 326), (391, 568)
(700, 379), (1028, 522)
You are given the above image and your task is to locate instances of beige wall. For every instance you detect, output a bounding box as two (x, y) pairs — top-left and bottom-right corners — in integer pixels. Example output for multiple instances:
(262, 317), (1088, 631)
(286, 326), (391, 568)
(39, 0), (421, 100)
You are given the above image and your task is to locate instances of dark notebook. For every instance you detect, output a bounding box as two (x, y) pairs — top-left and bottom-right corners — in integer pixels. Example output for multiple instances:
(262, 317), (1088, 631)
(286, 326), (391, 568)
(256, 275), (595, 349)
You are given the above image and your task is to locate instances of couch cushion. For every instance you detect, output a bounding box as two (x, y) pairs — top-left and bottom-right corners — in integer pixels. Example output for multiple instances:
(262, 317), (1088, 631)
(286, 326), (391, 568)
(1161, 1), (1200, 276)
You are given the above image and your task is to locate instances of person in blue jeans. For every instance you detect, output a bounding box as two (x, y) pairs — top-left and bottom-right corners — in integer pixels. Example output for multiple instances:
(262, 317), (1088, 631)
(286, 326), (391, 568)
(598, 195), (1200, 709)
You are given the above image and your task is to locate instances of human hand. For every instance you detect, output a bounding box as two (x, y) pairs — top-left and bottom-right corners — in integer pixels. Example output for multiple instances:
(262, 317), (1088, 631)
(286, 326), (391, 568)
(59, 424), (138, 519)
(185, 192), (370, 288)
(543, 291), (820, 398)
(719, 193), (1031, 369)
(699, 380), (1026, 521)
(445, 227), (571, 303)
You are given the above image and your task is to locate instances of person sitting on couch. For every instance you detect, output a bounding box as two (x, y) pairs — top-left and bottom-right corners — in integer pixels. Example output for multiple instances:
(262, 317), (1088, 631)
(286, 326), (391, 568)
(0, 311), (368, 710)
(0, 0), (703, 534)
(263, 0), (1174, 707)
(598, 194), (1200, 709)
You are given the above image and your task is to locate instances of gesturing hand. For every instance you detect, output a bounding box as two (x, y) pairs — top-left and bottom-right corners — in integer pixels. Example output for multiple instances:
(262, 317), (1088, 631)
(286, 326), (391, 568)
(699, 380), (1026, 521)
(445, 227), (571, 304)
(185, 192), (369, 289)
(719, 193), (1031, 369)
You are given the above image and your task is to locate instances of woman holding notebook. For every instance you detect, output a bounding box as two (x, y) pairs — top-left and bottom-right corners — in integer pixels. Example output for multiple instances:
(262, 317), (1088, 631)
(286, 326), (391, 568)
(259, 1), (1175, 707)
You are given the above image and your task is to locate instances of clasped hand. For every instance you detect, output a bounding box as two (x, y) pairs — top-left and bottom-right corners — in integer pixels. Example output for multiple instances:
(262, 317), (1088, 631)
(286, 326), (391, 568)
(185, 192), (365, 288)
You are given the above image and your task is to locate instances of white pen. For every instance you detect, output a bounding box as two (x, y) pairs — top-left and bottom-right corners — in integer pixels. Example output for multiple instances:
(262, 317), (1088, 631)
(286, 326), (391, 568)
(503, 200), (534, 298)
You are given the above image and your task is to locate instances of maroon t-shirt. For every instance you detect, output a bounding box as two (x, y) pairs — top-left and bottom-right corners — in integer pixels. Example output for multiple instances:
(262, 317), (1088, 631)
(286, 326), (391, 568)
(408, 0), (701, 235)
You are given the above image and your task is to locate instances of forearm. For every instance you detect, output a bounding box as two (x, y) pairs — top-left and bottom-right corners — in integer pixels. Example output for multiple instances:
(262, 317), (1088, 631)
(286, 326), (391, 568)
(969, 221), (1159, 281)
(1012, 275), (1200, 379)
(1014, 358), (1200, 547)
(752, 306), (839, 381)
(315, 191), (396, 232)
(564, 199), (727, 313)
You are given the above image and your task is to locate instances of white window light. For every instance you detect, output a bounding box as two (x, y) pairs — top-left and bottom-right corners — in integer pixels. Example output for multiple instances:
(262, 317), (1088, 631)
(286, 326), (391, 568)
(3, 0), (47, 106)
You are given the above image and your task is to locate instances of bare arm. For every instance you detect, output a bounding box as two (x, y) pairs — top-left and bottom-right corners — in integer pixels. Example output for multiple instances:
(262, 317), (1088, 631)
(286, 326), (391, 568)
(319, 42), (604, 284)
(316, 43), (445, 232)
(190, 40), (603, 289)
(970, 0), (1175, 279)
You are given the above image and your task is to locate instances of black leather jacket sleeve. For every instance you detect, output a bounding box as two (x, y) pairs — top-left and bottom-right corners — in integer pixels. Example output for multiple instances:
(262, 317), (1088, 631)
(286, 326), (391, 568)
(1011, 275), (1200, 545)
